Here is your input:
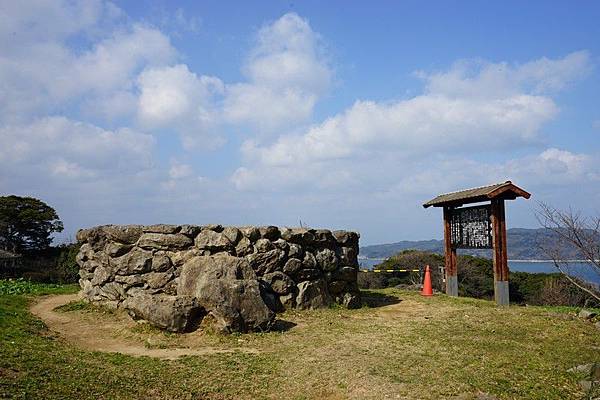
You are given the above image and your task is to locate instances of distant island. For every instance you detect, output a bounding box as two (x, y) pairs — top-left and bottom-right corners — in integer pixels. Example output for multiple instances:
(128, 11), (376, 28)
(359, 228), (581, 260)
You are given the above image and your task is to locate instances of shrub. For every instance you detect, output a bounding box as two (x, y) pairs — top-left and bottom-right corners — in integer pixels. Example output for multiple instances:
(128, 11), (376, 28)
(56, 243), (81, 283)
(1, 243), (81, 284)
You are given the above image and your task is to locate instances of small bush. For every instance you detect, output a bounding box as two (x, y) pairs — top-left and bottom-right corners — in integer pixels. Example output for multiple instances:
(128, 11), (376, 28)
(358, 271), (388, 289)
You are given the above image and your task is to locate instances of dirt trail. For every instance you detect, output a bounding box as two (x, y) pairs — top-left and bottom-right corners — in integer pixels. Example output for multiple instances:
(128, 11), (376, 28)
(30, 294), (259, 360)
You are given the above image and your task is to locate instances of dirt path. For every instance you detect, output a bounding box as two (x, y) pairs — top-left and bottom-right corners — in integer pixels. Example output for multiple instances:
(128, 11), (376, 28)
(30, 294), (259, 360)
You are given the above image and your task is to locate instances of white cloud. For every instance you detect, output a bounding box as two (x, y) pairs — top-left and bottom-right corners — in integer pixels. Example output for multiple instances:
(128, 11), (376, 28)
(130, 12), (333, 146)
(0, 117), (155, 179)
(245, 12), (331, 93)
(168, 162), (194, 180)
(505, 148), (599, 185)
(0, 3), (177, 122)
(232, 52), (590, 192)
(137, 64), (223, 130)
(420, 50), (591, 99)
(0, 0), (112, 45)
(223, 13), (332, 135)
(238, 94), (556, 170)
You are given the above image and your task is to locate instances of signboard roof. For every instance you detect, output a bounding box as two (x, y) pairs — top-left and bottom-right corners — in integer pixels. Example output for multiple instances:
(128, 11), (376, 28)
(422, 181), (530, 208)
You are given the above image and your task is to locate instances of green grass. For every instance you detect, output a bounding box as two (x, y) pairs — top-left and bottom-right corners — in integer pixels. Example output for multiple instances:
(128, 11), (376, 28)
(54, 300), (90, 312)
(1, 283), (599, 399)
(0, 278), (78, 296)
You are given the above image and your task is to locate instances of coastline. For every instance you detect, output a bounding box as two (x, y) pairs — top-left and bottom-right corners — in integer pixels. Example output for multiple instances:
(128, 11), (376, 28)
(359, 257), (596, 263)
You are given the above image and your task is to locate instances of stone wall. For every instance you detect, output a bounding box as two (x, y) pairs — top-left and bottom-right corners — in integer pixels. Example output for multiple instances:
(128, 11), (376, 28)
(76, 224), (361, 333)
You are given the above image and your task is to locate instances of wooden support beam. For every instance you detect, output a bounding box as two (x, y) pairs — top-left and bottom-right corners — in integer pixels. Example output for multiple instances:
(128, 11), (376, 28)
(443, 207), (458, 296)
(491, 199), (510, 305)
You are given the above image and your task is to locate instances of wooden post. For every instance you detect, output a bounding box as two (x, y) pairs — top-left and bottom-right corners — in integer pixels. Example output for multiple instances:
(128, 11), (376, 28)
(491, 199), (510, 305)
(443, 207), (458, 296)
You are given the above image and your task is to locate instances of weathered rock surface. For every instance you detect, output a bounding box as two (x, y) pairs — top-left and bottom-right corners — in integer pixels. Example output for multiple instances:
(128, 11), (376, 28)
(198, 279), (274, 332)
(179, 255), (273, 332)
(262, 271), (295, 295)
(137, 233), (193, 250)
(178, 255), (256, 294)
(143, 224), (181, 234)
(195, 229), (233, 251)
(122, 293), (201, 332)
(316, 248), (338, 272)
(247, 249), (285, 275)
(77, 224), (361, 333)
(112, 248), (153, 275)
(296, 279), (331, 310)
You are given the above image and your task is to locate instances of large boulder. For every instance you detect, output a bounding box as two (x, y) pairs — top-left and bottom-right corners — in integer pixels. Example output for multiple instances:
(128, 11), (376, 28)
(179, 225), (202, 237)
(255, 238), (275, 253)
(235, 237), (254, 257)
(178, 255), (274, 333)
(281, 228), (315, 245)
(262, 271), (295, 295)
(90, 266), (112, 286)
(142, 271), (174, 289)
(111, 248), (153, 275)
(151, 253), (172, 272)
(97, 281), (126, 302)
(316, 248), (338, 272)
(246, 249), (285, 275)
(296, 279), (331, 310)
(313, 229), (335, 244)
(240, 226), (260, 241)
(122, 293), (201, 332)
(288, 243), (303, 259)
(142, 224), (181, 234)
(332, 230), (360, 246)
(338, 246), (358, 267)
(282, 258), (303, 276)
(194, 229), (233, 251)
(259, 226), (280, 240)
(105, 242), (133, 258)
(103, 225), (144, 244)
(137, 233), (193, 250)
(222, 227), (241, 245)
(178, 255), (256, 291)
(195, 279), (274, 332)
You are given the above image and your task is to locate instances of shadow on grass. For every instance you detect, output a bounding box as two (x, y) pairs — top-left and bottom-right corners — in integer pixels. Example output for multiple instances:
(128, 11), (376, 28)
(360, 290), (402, 308)
(271, 319), (297, 332)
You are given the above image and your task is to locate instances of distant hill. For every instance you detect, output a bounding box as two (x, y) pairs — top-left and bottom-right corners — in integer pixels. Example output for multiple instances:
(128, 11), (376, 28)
(359, 228), (582, 260)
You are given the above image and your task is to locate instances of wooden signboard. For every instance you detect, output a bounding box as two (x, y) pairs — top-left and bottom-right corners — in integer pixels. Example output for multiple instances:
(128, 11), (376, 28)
(423, 181), (531, 305)
(449, 205), (492, 249)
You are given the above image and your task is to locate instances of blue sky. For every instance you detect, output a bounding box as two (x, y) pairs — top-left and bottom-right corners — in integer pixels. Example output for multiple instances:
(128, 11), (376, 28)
(1, 1), (599, 245)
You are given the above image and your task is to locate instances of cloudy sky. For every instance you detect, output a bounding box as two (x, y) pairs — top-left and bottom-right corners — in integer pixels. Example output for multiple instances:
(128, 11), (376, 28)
(1, 1), (599, 245)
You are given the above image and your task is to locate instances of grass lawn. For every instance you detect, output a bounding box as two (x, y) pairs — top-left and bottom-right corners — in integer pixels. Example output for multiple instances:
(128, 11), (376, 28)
(1, 282), (599, 399)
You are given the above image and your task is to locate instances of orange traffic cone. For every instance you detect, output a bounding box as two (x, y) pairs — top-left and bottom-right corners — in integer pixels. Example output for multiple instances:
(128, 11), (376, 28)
(421, 265), (433, 296)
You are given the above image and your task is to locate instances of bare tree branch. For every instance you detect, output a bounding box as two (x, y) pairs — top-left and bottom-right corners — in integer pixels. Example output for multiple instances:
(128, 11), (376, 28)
(535, 202), (600, 302)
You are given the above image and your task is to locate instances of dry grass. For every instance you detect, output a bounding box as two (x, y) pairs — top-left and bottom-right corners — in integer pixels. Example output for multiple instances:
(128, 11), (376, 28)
(1, 287), (599, 399)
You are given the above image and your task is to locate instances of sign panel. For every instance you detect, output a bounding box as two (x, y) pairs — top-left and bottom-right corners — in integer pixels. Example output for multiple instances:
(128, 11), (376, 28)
(450, 205), (492, 249)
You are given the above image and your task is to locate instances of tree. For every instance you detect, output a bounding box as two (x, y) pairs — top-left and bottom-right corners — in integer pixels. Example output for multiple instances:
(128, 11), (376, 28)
(0, 196), (64, 253)
(536, 202), (600, 303)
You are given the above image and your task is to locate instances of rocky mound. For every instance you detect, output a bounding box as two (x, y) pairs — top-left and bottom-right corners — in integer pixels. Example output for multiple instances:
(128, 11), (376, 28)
(76, 225), (361, 333)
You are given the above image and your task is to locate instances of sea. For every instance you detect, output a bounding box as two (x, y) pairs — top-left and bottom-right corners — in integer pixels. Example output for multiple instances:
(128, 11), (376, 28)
(358, 258), (600, 286)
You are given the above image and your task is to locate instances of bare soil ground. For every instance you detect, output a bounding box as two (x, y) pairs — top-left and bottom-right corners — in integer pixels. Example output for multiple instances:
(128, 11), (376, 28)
(30, 294), (259, 360)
